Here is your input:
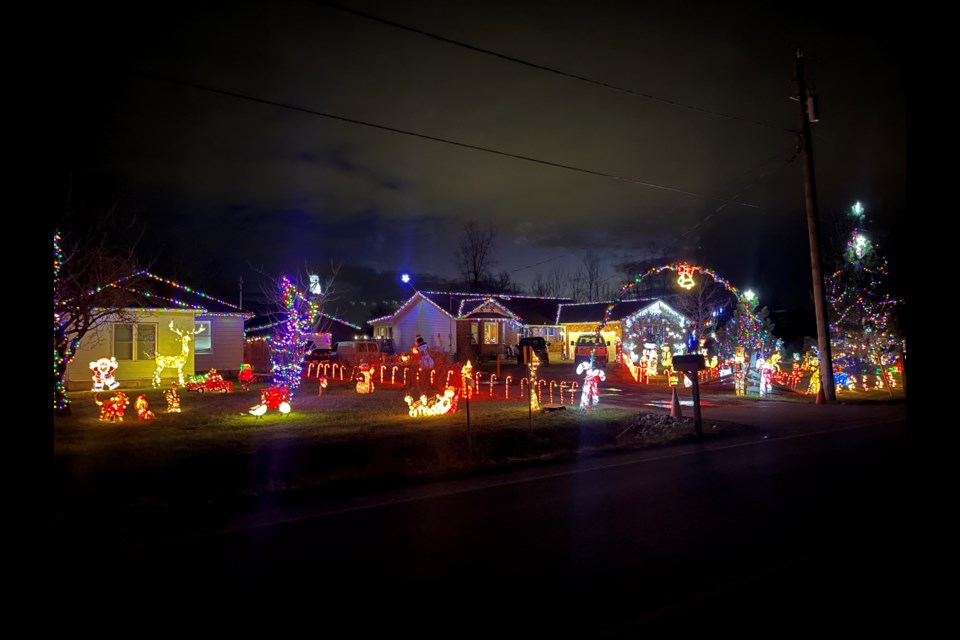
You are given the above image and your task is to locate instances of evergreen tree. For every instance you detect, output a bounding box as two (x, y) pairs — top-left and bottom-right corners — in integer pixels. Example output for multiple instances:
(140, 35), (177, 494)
(826, 203), (900, 386)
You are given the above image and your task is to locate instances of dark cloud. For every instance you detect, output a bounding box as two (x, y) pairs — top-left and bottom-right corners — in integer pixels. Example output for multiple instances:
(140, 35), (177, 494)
(57, 0), (904, 324)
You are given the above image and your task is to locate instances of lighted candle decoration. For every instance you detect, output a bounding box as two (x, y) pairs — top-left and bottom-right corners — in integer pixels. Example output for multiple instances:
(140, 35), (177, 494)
(460, 360), (474, 399)
(527, 351), (542, 411)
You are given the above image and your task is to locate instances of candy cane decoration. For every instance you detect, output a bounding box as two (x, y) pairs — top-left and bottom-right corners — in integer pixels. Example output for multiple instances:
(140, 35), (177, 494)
(549, 380), (557, 404)
(568, 381), (579, 404)
(403, 368), (409, 386)
(488, 374), (497, 397)
(380, 365), (387, 382)
(504, 375), (513, 399)
(559, 381), (568, 404)
(322, 363), (330, 377)
(391, 366), (398, 384)
(519, 377), (528, 398)
(339, 365), (346, 381)
(446, 370), (455, 386)
(331, 363), (339, 380)
(307, 362), (317, 378)
(430, 369), (436, 385)
(537, 379), (547, 403)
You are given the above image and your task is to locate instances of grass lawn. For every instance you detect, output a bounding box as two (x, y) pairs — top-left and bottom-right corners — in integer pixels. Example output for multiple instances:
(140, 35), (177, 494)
(55, 378), (685, 518)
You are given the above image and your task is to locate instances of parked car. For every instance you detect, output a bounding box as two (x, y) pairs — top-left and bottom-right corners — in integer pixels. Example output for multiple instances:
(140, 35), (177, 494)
(572, 334), (610, 367)
(302, 347), (333, 363)
(517, 336), (549, 366)
(330, 340), (383, 367)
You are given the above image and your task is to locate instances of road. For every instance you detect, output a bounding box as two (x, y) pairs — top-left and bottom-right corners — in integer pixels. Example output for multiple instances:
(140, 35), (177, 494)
(54, 396), (912, 634)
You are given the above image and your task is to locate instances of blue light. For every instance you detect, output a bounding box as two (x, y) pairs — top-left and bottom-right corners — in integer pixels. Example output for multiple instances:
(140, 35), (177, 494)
(401, 273), (411, 284)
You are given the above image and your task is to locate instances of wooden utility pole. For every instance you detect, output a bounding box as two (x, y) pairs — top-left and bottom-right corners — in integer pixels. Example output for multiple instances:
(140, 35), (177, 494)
(795, 48), (836, 402)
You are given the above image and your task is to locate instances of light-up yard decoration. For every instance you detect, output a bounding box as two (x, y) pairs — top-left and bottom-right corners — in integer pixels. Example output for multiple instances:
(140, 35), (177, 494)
(527, 352), (542, 412)
(641, 342), (659, 380)
(153, 321), (206, 387)
(576, 358), (606, 411)
(733, 347), (746, 396)
(404, 386), (459, 417)
(412, 335), (435, 369)
(95, 391), (130, 422)
(186, 368), (234, 394)
(356, 362), (375, 394)
(163, 384), (181, 412)
(318, 375), (329, 396)
(460, 360), (474, 399)
(90, 356), (120, 392)
(676, 263), (696, 290)
(135, 395), (155, 420)
(238, 363), (255, 391)
(249, 386), (292, 417)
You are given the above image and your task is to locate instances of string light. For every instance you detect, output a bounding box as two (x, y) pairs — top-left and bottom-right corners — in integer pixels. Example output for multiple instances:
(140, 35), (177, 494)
(268, 275), (319, 395)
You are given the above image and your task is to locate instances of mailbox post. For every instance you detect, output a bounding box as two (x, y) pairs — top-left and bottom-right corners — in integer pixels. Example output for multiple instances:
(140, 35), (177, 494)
(672, 354), (705, 436)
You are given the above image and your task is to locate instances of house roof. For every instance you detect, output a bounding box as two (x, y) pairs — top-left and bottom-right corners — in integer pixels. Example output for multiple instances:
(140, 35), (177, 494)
(369, 291), (575, 326)
(89, 271), (253, 317)
(244, 311), (363, 340)
(556, 298), (658, 324)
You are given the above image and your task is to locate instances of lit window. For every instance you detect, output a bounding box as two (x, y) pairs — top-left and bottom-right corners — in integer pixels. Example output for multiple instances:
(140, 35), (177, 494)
(194, 321), (212, 354)
(113, 323), (157, 361)
(484, 322), (498, 345)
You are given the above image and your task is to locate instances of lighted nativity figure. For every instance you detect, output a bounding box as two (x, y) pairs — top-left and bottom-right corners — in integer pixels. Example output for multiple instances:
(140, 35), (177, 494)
(576, 357), (606, 411)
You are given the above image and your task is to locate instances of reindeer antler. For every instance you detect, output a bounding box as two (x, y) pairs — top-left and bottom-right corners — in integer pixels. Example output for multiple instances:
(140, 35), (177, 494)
(169, 320), (182, 336)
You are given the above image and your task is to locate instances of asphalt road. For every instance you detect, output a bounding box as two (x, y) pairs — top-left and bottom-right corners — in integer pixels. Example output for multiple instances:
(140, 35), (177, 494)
(55, 397), (912, 635)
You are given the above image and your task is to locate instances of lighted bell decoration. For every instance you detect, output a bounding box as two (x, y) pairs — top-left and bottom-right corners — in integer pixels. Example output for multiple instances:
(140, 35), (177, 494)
(676, 264), (696, 290)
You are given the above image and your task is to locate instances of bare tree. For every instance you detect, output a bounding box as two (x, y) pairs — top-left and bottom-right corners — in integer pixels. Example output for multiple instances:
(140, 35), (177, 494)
(452, 220), (497, 292)
(566, 267), (587, 302)
(581, 250), (604, 302)
(672, 277), (734, 348)
(530, 272), (550, 297)
(54, 196), (150, 417)
(546, 266), (568, 298)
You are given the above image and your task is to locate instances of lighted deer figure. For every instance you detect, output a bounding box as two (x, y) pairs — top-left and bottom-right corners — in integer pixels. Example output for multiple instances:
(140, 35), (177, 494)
(152, 321), (206, 387)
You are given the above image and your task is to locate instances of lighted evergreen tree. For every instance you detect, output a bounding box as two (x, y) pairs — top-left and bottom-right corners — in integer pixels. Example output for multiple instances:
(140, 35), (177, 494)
(826, 202), (900, 388)
(268, 274), (320, 395)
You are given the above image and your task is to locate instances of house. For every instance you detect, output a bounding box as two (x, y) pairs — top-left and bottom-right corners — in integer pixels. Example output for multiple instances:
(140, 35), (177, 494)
(369, 291), (574, 363)
(65, 272), (253, 391)
(243, 312), (364, 374)
(557, 298), (690, 363)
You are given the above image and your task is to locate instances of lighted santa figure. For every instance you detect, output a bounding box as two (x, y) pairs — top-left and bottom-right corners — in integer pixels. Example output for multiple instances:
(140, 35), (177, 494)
(576, 356), (606, 411)
(90, 356), (120, 392)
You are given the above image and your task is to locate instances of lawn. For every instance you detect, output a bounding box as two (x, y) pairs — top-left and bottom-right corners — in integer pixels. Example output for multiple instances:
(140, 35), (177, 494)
(54, 377), (678, 519)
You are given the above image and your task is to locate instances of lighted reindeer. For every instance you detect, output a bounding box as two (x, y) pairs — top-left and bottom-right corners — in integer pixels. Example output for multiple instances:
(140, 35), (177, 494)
(152, 321), (206, 387)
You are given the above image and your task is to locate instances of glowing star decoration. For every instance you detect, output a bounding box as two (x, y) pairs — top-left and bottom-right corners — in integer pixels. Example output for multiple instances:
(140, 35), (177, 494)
(853, 234), (869, 259)
(404, 386), (459, 417)
(237, 363), (255, 391)
(356, 362), (375, 394)
(153, 321), (205, 387)
(135, 395), (155, 420)
(90, 356), (120, 392)
(163, 384), (181, 412)
(675, 263), (696, 290)
(575, 358), (606, 411)
(95, 391), (130, 422)
(401, 273), (411, 284)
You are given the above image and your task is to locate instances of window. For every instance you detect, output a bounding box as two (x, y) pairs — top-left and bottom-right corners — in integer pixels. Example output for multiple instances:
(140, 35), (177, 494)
(471, 323), (479, 344)
(113, 323), (156, 361)
(194, 321), (212, 354)
(483, 322), (498, 345)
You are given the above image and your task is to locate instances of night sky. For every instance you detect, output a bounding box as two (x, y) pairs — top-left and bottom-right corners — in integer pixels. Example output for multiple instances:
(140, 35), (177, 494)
(57, 1), (904, 334)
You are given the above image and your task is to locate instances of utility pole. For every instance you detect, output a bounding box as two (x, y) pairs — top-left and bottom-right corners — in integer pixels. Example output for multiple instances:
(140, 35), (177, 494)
(795, 48), (836, 402)
(238, 276), (244, 310)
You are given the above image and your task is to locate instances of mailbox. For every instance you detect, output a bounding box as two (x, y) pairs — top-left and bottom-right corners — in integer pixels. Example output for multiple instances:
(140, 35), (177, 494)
(672, 354), (705, 372)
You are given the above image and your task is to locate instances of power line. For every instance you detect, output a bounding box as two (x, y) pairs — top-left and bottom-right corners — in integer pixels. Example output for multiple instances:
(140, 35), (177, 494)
(125, 68), (767, 211)
(315, 0), (793, 135)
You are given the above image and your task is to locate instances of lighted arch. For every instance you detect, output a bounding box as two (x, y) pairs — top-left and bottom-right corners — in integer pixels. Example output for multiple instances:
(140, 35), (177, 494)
(597, 262), (765, 356)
